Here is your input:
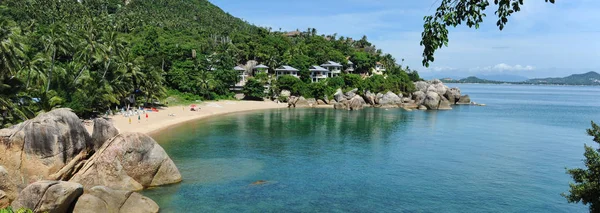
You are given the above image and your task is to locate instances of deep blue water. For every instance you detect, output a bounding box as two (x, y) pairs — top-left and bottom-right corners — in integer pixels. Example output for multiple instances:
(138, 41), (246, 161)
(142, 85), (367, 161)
(144, 84), (600, 212)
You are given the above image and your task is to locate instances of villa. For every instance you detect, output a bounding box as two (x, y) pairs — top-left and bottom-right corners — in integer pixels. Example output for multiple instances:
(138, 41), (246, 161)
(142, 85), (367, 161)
(275, 65), (299, 78)
(320, 61), (343, 77)
(234, 65), (247, 87)
(254, 64), (269, 75)
(345, 60), (355, 73)
(309, 65), (330, 83)
(373, 62), (385, 75)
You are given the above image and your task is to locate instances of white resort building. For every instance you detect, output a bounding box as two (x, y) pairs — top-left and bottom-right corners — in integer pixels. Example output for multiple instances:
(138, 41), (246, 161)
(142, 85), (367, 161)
(309, 65), (329, 83)
(254, 64), (269, 75)
(373, 62), (385, 75)
(320, 61), (343, 77)
(275, 65), (299, 78)
(233, 65), (247, 87)
(345, 60), (355, 73)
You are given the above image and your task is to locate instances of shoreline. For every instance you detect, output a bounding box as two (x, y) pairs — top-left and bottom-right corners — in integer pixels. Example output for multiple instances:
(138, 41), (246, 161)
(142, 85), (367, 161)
(85, 100), (288, 136)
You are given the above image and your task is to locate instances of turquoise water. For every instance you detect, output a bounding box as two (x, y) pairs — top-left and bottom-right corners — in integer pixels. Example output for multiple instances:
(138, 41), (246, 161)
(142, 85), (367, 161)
(144, 84), (600, 212)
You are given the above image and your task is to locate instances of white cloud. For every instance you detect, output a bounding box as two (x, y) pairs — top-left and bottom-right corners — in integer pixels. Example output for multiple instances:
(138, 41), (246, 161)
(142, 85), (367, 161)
(470, 63), (535, 72)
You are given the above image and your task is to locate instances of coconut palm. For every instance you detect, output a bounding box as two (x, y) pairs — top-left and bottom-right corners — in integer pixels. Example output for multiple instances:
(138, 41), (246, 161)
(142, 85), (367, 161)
(41, 24), (71, 91)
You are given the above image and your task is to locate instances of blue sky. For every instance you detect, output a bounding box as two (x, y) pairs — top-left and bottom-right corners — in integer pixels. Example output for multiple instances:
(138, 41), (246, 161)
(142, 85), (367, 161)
(210, 0), (600, 78)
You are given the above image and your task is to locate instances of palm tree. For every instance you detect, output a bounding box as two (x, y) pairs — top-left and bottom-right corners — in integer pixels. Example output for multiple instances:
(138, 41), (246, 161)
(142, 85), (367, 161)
(116, 50), (145, 109)
(41, 24), (71, 92)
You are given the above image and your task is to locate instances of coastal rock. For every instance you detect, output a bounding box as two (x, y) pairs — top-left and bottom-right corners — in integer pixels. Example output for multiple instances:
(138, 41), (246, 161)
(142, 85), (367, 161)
(287, 96), (298, 108)
(333, 89), (345, 102)
(0, 166), (17, 202)
(345, 88), (358, 98)
(0, 108), (91, 194)
(70, 132), (182, 191)
(418, 105), (428, 110)
(12, 180), (83, 213)
(426, 83), (448, 96)
(412, 91), (426, 106)
(91, 118), (119, 151)
(457, 95), (471, 104)
(378, 91), (402, 106)
(72, 186), (158, 213)
(363, 91), (376, 105)
(402, 98), (411, 103)
(0, 190), (8, 209)
(438, 96), (453, 110)
(323, 95), (330, 105)
(375, 93), (384, 104)
(306, 98), (317, 106)
(415, 81), (429, 93)
(423, 92), (442, 110)
(295, 97), (310, 108)
(444, 88), (461, 104)
(333, 102), (346, 110)
(348, 95), (366, 110)
(317, 99), (326, 105)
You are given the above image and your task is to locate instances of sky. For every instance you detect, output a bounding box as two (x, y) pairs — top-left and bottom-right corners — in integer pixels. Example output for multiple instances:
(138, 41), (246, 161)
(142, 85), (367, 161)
(209, 0), (600, 79)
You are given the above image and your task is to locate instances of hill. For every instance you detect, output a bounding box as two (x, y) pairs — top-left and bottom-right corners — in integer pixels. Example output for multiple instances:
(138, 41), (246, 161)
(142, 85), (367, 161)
(526, 71), (600, 85)
(440, 76), (503, 84)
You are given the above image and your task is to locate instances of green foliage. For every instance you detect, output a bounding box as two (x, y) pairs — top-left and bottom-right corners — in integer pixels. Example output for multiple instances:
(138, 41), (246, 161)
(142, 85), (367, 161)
(242, 78), (265, 100)
(307, 81), (332, 99)
(0, 207), (34, 213)
(326, 76), (345, 90)
(343, 74), (364, 91)
(421, 0), (555, 67)
(276, 75), (306, 96)
(563, 121), (600, 213)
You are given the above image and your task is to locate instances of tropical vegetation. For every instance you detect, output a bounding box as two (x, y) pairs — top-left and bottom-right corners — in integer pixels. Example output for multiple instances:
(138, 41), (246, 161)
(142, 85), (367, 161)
(0, 0), (420, 127)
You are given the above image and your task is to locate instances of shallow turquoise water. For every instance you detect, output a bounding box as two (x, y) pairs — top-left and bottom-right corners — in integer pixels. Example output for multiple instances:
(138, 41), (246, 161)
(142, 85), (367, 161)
(144, 84), (600, 212)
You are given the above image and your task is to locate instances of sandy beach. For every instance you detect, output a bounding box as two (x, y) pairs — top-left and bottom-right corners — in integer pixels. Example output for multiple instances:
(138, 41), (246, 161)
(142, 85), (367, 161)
(85, 100), (288, 135)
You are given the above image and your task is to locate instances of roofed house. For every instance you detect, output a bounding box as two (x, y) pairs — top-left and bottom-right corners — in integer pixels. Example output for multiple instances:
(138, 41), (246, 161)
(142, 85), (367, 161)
(373, 62), (385, 75)
(320, 61), (343, 77)
(234, 65), (247, 86)
(253, 64), (269, 75)
(309, 65), (329, 83)
(275, 65), (299, 78)
(346, 60), (355, 73)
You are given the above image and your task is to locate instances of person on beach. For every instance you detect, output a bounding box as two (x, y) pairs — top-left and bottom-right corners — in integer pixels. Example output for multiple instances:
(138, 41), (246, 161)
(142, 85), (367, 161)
(146, 113), (148, 120)
(138, 114), (141, 123)
(129, 117), (131, 124)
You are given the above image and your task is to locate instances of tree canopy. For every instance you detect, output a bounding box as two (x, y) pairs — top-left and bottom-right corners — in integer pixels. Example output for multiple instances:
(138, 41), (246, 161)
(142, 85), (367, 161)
(420, 0), (555, 67)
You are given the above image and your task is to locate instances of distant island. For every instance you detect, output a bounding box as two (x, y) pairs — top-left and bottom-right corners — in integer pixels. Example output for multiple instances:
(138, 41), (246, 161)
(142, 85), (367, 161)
(440, 71), (600, 86)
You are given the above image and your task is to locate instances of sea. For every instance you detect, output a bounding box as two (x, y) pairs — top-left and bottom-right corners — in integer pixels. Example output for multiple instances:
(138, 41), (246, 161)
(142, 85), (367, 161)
(144, 84), (600, 212)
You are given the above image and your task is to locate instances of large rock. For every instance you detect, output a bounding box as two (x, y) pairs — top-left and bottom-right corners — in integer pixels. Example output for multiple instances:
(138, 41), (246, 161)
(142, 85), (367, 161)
(70, 132), (181, 191)
(91, 118), (119, 151)
(306, 98), (317, 106)
(0, 190), (8, 209)
(287, 96), (298, 108)
(438, 96), (453, 110)
(295, 97), (310, 108)
(427, 83), (448, 96)
(363, 91), (376, 105)
(0, 166), (17, 202)
(348, 95), (366, 110)
(12, 180), (83, 213)
(412, 91), (426, 106)
(423, 92), (442, 110)
(457, 95), (471, 104)
(414, 81), (429, 93)
(72, 186), (158, 213)
(444, 88), (461, 104)
(333, 88), (345, 102)
(378, 91), (402, 106)
(344, 88), (358, 98)
(0, 109), (91, 193)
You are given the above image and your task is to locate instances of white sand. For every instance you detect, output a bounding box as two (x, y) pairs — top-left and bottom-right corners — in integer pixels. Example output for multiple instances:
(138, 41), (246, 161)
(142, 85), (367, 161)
(86, 101), (287, 135)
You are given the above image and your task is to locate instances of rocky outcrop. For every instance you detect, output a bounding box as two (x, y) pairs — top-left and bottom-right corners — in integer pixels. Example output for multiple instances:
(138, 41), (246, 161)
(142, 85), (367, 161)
(279, 90), (291, 98)
(91, 118), (119, 151)
(306, 98), (317, 106)
(444, 88), (461, 104)
(377, 91), (402, 107)
(72, 186), (158, 213)
(70, 132), (181, 191)
(287, 96), (310, 108)
(363, 91), (376, 105)
(457, 95), (471, 104)
(333, 88), (345, 102)
(345, 88), (358, 98)
(0, 190), (8, 209)
(12, 180), (83, 213)
(410, 80), (473, 110)
(0, 109), (91, 196)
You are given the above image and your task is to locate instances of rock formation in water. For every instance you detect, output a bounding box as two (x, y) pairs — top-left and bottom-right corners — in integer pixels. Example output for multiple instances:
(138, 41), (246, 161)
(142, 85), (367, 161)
(72, 186), (159, 213)
(0, 108), (181, 212)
